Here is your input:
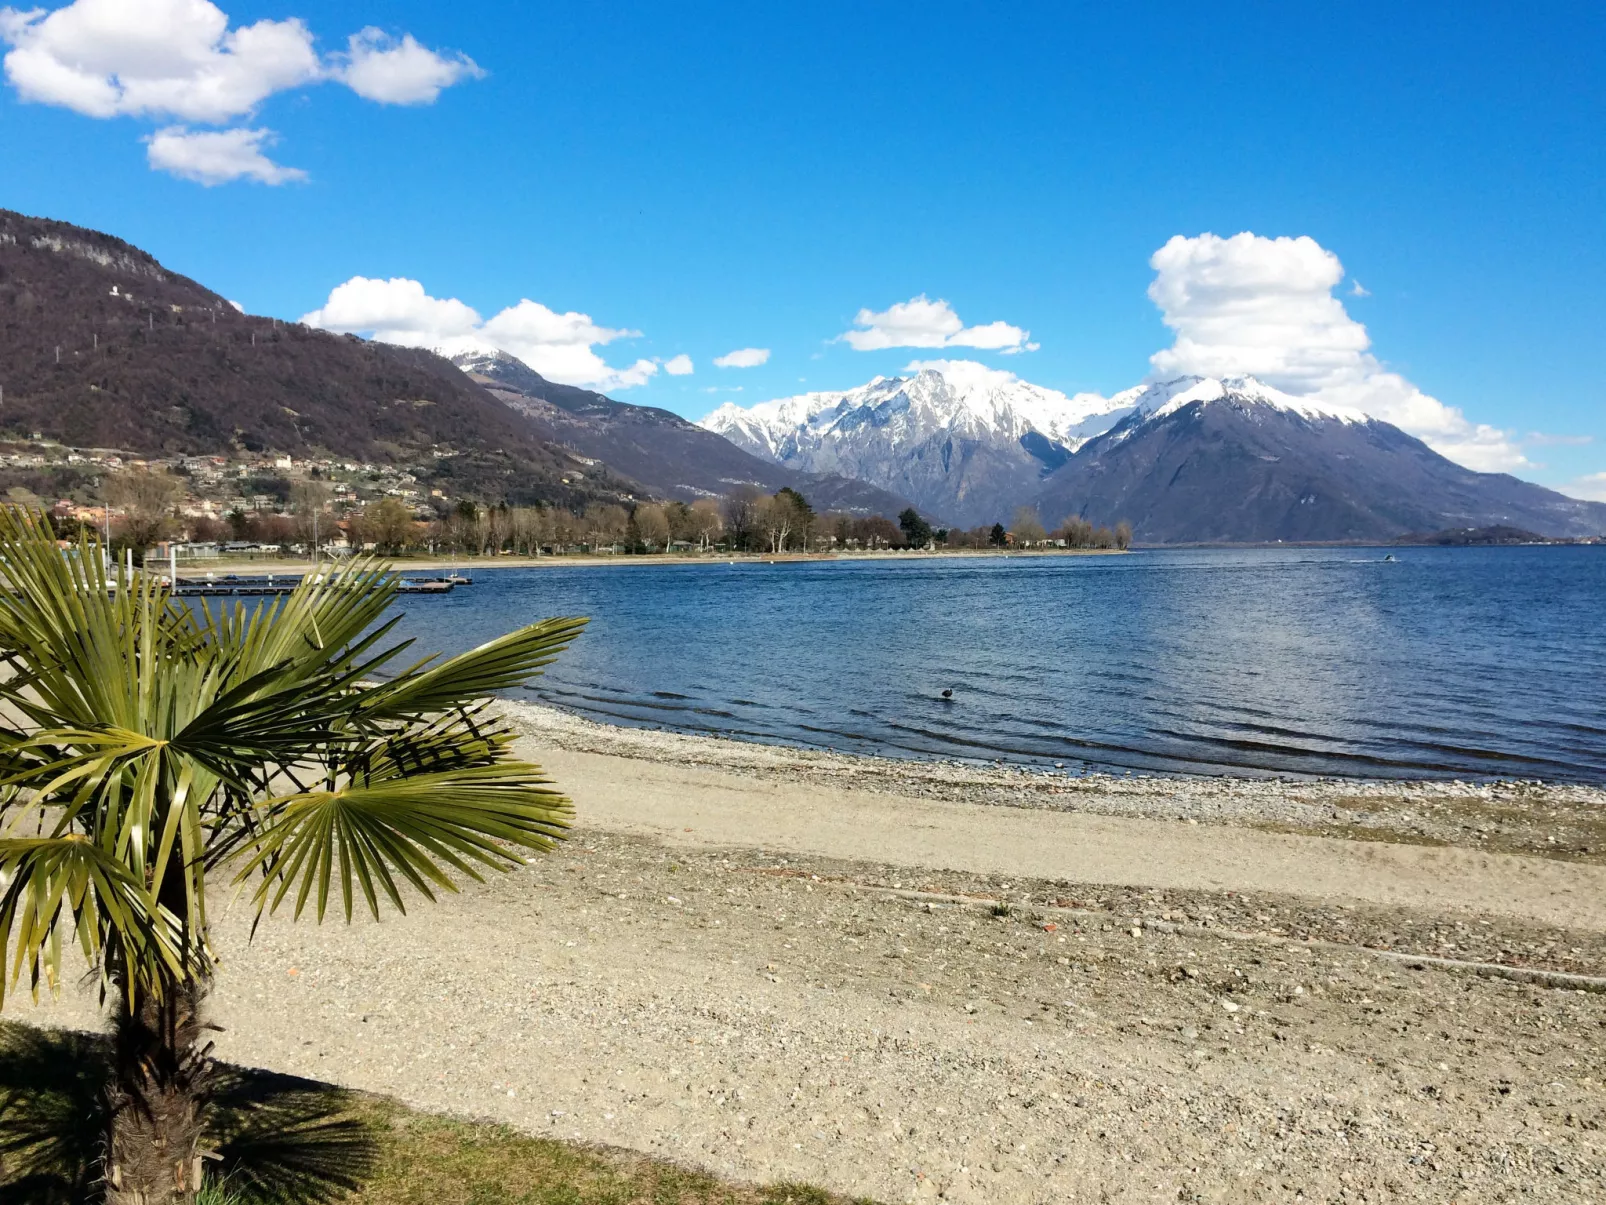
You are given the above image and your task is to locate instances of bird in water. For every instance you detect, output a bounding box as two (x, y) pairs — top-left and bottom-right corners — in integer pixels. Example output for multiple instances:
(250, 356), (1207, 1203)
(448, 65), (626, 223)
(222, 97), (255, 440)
(941, 688), (954, 701)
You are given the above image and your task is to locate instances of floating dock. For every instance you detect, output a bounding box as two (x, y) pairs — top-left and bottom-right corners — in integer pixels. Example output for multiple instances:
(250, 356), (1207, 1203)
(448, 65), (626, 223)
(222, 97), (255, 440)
(172, 574), (462, 597)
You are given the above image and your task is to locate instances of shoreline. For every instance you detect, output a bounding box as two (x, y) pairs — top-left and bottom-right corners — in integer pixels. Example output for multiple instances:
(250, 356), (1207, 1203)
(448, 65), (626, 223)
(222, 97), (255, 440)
(171, 542), (1603, 575)
(501, 700), (1606, 869)
(17, 698), (1606, 1203)
(173, 546), (1130, 575)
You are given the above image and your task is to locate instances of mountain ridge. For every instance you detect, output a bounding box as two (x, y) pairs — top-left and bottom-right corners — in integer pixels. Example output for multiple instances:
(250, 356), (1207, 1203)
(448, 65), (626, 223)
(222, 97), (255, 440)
(707, 364), (1606, 540)
(454, 350), (917, 517)
(1031, 377), (1606, 542)
(701, 363), (1131, 526)
(0, 209), (634, 507)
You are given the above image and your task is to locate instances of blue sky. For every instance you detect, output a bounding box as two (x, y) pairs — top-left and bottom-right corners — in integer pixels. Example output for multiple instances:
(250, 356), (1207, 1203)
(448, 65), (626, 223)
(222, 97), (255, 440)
(2, 1), (1603, 494)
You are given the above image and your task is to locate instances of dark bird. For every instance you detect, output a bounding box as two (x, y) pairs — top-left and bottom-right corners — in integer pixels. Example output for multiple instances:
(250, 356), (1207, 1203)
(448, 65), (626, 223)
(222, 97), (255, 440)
(941, 688), (954, 700)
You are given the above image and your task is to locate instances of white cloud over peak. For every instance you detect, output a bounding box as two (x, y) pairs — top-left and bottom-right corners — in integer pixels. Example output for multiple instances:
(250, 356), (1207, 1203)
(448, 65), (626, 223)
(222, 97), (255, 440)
(0, 0), (481, 182)
(663, 354), (694, 375)
(1147, 232), (1527, 472)
(145, 125), (305, 184)
(842, 295), (1037, 354)
(714, 347), (770, 368)
(300, 276), (657, 392)
(334, 27), (482, 105)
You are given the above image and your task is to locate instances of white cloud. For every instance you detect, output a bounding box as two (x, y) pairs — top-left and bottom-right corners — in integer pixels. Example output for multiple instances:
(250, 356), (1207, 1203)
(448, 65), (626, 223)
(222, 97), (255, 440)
(663, 354), (694, 375)
(1350, 280), (1371, 297)
(1559, 472), (1606, 503)
(300, 276), (657, 392)
(841, 295), (1036, 354)
(334, 27), (481, 105)
(1147, 232), (1527, 472)
(0, 0), (319, 122)
(300, 276), (480, 343)
(145, 124), (303, 184)
(714, 347), (769, 368)
(0, 0), (481, 181)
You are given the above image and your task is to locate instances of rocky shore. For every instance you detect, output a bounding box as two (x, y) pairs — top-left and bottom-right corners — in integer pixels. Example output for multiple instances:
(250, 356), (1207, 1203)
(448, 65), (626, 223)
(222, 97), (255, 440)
(14, 705), (1606, 1203)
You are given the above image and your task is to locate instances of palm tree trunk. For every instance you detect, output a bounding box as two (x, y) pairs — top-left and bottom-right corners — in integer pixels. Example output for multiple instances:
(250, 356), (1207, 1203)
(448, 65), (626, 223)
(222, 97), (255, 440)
(104, 979), (209, 1205)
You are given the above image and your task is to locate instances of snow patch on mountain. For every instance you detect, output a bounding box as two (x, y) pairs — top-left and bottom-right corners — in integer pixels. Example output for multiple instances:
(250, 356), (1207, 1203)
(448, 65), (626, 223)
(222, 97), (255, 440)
(700, 360), (1133, 461)
(1098, 375), (1370, 448)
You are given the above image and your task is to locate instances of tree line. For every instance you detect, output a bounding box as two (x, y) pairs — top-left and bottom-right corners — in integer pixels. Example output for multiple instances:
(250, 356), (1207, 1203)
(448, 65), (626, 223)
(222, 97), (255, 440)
(70, 469), (1134, 559)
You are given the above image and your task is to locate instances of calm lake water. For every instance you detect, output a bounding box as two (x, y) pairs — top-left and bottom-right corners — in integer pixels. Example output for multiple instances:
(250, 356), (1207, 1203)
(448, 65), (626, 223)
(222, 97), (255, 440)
(379, 547), (1606, 783)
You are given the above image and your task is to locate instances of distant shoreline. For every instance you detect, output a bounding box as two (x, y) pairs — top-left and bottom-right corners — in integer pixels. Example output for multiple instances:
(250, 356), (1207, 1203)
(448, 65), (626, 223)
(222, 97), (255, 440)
(171, 539), (1600, 576)
(175, 546), (1131, 575)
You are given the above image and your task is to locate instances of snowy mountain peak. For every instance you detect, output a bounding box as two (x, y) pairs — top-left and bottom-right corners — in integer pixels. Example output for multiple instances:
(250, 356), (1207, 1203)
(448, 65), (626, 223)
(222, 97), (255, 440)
(698, 361), (1140, 526)
(1118, 375), (1368, 424)
(701, 360), (1130, 457)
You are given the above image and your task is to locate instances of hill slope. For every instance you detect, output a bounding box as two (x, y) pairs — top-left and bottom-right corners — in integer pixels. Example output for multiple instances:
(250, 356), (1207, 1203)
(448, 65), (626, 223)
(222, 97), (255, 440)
(0, 210), (630, 507)
(1030, 377), (1606, 542)
(454, 350), (915, 516)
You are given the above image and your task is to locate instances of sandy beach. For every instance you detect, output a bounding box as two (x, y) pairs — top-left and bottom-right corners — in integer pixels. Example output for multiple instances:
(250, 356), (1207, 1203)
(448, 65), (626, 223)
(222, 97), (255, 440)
(15, 704), (1606, 1203)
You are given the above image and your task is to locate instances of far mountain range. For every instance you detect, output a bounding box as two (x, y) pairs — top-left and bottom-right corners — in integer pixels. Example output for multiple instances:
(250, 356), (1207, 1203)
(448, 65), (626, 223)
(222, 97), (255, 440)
(703, 366), (1606, 541)
(2, 207), (1601, 544)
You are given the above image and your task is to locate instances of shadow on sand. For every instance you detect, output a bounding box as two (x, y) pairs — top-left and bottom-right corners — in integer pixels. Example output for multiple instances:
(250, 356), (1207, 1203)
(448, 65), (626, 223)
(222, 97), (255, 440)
(0, 1023), (377, 1203)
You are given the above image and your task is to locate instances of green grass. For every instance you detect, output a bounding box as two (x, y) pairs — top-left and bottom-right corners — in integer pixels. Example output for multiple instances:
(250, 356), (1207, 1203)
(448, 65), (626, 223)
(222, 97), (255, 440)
(0, 1022), (877, 1205)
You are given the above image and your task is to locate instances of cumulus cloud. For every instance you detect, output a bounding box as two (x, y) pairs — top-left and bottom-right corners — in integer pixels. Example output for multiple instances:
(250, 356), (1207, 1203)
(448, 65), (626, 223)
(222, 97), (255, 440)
(713, 347), (769, 368)
(0, 0), (320, 121)
(300, 276), (479, 343)
(0, 0), (481, 182)
(841, 295), (1036, 354)
(663, 354), (694, 376)
(300, 276), (657, 392)
(1147, 232), (1527, 472)
(334, 27), (482, 104)
(145, 125), (304, 184)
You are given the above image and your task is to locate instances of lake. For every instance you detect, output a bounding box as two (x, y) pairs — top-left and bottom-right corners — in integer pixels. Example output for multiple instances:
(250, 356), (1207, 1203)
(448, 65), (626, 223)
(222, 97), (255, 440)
(378, 547), (1606, 783)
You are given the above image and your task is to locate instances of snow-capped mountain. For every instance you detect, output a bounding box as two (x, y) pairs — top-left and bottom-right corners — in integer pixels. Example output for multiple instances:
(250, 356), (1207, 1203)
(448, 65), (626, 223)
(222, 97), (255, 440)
(450, 349), (916, 516)
(1030, 376), (1606, 543)
(700, 361), (1134, 526)
(703, 366), (1606, 540)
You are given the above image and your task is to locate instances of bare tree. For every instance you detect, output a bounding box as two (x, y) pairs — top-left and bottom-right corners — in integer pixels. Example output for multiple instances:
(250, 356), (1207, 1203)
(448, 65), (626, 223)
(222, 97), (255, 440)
(1115, 520), (1133, 550)
(290, 479), (332, 553)
(586, 503), (630, 550)
(853, 515), (900, 548)
(722, 485), (764, 551)
(633, 502), (671, 551)
(1057, 514), (1095, 548)
(106, 469), (181, 562)
(355, 497), (418, 554)
(1010, 505), (1047, 546)
(689, 498), (723, 550)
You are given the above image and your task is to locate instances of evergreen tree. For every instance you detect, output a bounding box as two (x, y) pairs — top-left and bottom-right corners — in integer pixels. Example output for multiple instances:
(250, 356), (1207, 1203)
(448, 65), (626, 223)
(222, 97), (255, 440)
(898, 507), (932, 547)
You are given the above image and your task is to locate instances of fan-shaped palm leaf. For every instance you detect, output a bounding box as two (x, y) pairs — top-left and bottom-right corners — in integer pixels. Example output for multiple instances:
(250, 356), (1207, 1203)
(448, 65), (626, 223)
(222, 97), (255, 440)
(0, 506), (585, 1204)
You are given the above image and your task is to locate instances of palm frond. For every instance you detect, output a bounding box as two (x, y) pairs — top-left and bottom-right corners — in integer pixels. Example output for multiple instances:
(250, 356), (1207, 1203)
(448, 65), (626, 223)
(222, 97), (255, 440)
(0, 507), (585, 1015)
(234, 763), (573, 922)
(358, 617), (588, 721)
(0, 836), (183, 1007)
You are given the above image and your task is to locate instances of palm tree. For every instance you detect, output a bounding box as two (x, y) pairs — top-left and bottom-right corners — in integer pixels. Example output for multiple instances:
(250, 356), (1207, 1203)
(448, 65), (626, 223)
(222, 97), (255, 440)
(0, 509), (585, 1205)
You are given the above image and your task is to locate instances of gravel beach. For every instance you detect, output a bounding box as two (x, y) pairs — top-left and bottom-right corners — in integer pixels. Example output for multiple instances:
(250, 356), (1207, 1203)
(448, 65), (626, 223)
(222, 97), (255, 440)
(15, 703), (1606, 1203)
